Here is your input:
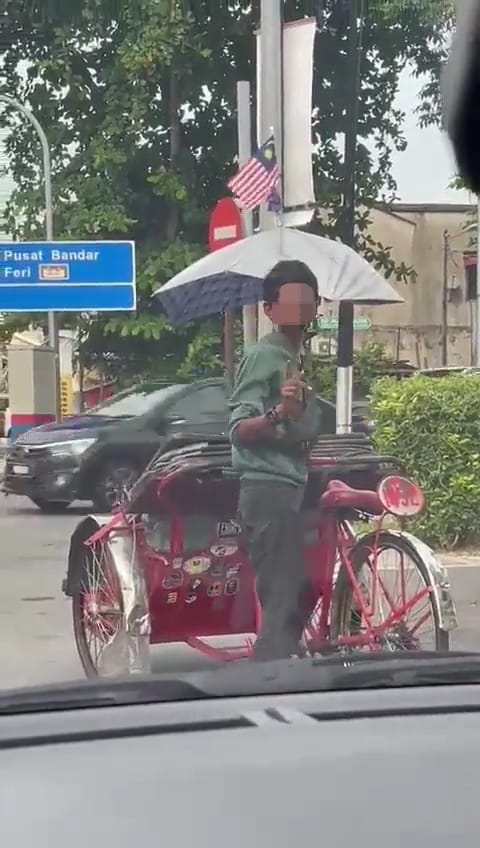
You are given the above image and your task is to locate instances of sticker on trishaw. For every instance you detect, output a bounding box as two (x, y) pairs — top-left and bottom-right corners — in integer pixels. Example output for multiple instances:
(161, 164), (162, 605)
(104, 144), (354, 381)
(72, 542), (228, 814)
(189, 578), (203, 591)
(217, 520), (242, 538)
(185, 593), (197, 604)
(210, 542), (238, 558)
(377, 475), (425, 517)
(166, 592), (178, 604)
(162, 572), (183, 590)
(210, 562), (225, 577)
(226, 564), (240, 577)
(207, 582), (222, 597)
(225, 577), (239, 595)
(183, 556), (211, 574)
(172, 557), (183, 569)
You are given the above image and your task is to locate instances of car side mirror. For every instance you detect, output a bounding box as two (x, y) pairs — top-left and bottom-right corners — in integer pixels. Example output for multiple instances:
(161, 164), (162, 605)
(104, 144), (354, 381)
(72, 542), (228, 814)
(443, 0), (480, 192)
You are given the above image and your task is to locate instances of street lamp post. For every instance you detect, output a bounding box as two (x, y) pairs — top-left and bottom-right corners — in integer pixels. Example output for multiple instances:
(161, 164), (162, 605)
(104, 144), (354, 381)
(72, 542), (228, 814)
(0, 95), (61, 420)
(336, 0), (363, 434)
(257, 0), (283, 340)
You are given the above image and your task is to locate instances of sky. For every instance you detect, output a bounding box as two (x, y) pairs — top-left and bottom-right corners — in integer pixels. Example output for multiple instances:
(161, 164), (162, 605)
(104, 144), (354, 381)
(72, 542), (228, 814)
(391, 66), (472, 204)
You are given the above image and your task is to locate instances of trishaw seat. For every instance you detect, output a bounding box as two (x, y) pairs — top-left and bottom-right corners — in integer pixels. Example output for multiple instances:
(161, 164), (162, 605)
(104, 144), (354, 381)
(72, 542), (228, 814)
(320, 479), (382, 514)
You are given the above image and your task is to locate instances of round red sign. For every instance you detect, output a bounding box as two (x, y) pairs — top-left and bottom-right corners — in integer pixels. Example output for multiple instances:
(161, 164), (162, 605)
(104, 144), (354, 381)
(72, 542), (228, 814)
(377, 475), (425, 517)
(208, 198), (243, 253)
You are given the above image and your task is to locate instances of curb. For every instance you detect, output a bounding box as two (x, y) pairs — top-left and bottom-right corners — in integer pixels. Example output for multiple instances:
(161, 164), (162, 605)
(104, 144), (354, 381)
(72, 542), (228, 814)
(440, 553), (480, 565)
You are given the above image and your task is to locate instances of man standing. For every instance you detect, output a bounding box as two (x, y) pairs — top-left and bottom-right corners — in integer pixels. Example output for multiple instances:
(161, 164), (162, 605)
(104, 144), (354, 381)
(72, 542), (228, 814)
(228, 260), (321, 661)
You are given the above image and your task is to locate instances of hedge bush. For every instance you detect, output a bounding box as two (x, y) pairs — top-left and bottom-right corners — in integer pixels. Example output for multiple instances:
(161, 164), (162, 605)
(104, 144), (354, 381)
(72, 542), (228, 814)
(304, 342), (395, 402)
(371, 374), (480, 549)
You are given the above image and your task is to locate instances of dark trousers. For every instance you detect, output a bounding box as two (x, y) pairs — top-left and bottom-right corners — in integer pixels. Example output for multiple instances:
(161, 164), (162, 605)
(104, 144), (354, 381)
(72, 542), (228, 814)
(238, 482), (314, 661)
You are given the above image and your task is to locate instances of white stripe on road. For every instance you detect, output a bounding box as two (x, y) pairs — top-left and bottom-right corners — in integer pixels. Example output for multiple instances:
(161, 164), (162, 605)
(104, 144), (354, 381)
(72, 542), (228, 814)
(344, 559), (480, 572)
(440, 558), (480, 570)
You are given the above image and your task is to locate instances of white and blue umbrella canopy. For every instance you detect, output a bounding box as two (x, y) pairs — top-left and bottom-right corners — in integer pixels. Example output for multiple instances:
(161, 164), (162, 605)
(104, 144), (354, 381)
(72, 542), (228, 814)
(152, 228), (404, 326)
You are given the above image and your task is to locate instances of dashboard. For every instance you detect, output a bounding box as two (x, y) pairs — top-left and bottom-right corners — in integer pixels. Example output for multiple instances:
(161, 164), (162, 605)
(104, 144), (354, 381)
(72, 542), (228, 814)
(2, 682), (479, 847)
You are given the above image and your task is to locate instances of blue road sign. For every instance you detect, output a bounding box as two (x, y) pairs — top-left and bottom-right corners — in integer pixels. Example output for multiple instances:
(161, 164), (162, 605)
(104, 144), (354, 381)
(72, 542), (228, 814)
(0, 240), (135, 312)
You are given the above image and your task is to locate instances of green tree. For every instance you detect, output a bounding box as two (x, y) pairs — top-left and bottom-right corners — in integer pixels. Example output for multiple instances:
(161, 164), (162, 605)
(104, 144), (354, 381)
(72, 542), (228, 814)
(0, 0), (453, 378)
(0, 0), (240, 378)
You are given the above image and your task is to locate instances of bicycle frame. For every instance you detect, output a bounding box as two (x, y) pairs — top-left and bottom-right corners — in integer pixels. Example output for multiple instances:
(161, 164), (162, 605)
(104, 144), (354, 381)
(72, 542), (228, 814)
(304, 510), (434, 653)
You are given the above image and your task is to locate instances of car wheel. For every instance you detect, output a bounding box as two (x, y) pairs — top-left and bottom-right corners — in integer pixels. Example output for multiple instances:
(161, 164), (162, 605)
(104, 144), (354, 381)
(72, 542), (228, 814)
(30, 497), (72, 513)
(92, 460), (141, 513)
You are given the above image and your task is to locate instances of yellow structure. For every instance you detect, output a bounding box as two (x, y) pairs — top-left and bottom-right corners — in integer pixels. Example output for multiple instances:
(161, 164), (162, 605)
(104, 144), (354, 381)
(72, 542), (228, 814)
(60, 376), (74, 418)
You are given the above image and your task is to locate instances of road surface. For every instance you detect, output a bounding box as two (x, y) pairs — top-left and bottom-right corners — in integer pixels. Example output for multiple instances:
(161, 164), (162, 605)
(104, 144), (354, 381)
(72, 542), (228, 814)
(0, 492), (480, 690)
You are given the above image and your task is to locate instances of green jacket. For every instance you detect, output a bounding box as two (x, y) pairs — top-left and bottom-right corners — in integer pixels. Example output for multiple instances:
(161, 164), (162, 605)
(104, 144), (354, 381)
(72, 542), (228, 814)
(228, 331), (321, 486)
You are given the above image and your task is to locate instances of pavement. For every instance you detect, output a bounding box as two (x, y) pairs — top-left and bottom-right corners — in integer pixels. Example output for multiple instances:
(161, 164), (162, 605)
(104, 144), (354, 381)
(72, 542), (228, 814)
(0, 487), (480, 691)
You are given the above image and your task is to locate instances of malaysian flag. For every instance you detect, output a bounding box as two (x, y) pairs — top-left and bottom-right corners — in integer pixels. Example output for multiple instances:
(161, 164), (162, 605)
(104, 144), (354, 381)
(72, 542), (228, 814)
(227, 136), (280, 210)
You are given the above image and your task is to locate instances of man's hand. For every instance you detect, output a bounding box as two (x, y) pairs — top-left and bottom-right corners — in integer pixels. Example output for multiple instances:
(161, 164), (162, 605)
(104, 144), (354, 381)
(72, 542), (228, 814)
(277, 377), (307, 421)
(233, 376), (310, 446)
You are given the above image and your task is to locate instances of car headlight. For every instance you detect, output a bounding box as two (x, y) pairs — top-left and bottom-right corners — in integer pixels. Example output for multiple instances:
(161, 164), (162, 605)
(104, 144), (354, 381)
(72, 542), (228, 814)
(44, 438), (97, 457)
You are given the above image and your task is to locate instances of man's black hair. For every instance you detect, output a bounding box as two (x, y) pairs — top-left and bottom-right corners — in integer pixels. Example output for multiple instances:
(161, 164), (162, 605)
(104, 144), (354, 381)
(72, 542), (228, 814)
(262, 260), (318, 304)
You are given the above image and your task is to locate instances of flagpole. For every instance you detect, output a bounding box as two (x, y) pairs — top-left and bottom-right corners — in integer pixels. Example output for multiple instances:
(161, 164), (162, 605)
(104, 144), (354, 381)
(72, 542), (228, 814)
(257, 0), (283, 340)
(237, 80), (257, 348)
(268, 123), (283, 229)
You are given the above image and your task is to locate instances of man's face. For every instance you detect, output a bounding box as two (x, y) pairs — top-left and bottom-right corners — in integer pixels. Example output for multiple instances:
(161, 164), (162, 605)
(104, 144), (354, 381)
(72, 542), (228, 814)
(264, 282), (318, 326)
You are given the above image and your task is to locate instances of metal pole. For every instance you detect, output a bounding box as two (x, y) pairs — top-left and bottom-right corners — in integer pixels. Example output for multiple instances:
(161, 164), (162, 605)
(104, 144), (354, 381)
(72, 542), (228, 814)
(336, 0), (362, 434)
(442, 230), (449, 366)
(0, 95), (61, 420)
(237, 81), (257, 347)
(476, 196), (480, 366)
(223, 311), (235, 390)
(257, 0), (283, 340)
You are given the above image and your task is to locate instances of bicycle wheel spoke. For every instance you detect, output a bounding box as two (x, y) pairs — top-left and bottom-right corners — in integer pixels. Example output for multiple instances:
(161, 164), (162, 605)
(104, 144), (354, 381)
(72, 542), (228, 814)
(333, 535), (440, 653)
(79, 541), (123, 672)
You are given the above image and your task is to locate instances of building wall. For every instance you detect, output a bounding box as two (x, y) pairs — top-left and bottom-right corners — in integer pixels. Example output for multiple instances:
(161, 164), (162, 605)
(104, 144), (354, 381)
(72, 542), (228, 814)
(351, 203), (476, 368)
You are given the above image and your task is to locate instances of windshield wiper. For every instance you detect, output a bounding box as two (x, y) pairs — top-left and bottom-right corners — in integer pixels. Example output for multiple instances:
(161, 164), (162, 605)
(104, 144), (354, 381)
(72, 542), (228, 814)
(1, 651), (480, 713)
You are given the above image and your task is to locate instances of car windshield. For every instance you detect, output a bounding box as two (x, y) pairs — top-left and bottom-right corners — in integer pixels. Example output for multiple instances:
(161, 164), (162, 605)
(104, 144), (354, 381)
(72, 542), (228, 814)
(0, 4), (476, 712)
(87, 384), (184, 418)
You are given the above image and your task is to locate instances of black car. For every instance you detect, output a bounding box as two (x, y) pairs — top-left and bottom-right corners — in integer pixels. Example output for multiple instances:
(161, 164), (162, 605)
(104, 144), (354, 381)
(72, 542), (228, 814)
(2, 377), (367, 513)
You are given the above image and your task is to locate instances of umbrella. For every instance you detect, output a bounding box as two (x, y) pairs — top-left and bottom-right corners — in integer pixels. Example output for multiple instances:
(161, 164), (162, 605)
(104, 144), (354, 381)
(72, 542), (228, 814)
(152, 228), (404, 326)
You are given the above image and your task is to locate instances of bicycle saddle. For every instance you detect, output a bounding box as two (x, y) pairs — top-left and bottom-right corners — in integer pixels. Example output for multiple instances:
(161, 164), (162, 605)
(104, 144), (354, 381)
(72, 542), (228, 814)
(320, 479), (382, 514)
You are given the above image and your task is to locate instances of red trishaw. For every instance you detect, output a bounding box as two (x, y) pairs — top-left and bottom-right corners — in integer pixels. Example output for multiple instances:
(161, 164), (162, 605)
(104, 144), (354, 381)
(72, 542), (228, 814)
(63, 432), (457, 677)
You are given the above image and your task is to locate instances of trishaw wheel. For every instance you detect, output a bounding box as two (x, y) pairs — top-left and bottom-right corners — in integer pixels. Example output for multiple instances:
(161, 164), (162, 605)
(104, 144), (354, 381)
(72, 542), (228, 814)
(330, 531), (449, 653)
(72, 539), (124, 678)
